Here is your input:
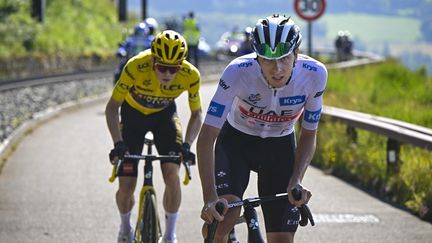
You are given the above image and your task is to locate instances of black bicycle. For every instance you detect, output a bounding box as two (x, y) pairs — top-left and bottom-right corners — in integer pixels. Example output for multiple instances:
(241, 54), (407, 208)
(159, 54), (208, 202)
(109, 138), (193, 243)
(205, 189), (315, 243)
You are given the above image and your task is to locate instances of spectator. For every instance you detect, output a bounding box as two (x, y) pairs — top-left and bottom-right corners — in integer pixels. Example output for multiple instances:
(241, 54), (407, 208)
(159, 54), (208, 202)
(335, 30), (353, 62)
(182, 11), (201, 68)
(238, 26), (254, 56)
(114, 22), (152, 84)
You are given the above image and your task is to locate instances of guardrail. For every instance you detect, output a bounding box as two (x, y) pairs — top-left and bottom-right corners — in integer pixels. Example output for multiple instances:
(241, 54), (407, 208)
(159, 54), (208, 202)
(321, 106), (432, 173)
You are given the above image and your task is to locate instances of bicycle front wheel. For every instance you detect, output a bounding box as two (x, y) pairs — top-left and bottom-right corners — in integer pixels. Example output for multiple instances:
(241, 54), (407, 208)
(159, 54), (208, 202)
(139, 191), (161, 243)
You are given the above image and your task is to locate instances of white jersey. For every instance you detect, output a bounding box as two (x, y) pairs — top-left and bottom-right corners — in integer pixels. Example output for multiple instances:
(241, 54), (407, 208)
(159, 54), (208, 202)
(204, 53), (328, 138)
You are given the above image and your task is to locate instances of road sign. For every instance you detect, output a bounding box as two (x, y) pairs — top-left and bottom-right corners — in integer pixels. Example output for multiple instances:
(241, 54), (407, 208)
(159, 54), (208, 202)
(294, 0), (326, 22)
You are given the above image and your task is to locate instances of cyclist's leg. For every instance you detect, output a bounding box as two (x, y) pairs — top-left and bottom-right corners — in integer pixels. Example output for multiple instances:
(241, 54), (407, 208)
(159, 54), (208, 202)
(256, 133), (299, 243)
(153, 105), (182, 212)
(117, 102), (148, 238)
(152, 104), (182, 241)
(212, 122), (253, 242)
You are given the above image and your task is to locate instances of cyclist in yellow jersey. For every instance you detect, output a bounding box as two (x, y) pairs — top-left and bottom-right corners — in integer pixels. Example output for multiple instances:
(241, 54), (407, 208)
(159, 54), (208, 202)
(106, 30), (202, 243)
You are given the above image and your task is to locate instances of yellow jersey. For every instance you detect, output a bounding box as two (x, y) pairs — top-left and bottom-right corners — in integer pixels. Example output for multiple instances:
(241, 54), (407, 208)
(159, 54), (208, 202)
(111, 49), (201, 115)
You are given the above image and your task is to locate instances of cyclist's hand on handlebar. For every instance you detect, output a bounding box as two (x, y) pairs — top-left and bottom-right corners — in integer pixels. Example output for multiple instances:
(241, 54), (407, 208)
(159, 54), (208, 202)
(200, 198), (228, 224)
(180, 142), (196, 165)
(109, 141), (129, 165)
(288, 185), (312, 207)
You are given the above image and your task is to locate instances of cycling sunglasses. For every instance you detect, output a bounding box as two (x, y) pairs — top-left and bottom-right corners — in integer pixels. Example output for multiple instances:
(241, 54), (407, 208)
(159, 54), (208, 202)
(154, 62), (181, 74)
(253, 42), (295, 59)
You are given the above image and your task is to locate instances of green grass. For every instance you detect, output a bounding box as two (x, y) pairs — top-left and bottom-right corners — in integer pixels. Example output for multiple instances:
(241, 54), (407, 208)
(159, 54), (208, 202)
(325, 59), (432, 127)
(315, 59), (432, 221)
(0, 0), (139, 58)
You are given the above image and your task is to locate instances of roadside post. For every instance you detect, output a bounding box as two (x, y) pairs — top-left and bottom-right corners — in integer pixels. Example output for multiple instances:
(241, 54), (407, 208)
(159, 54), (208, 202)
(294, 0), (326, 56)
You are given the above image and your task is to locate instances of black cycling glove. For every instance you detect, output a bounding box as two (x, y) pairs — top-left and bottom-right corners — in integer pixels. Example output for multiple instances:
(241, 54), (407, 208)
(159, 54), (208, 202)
(180, 142), (196, 165)
(109, 141), (128, 164)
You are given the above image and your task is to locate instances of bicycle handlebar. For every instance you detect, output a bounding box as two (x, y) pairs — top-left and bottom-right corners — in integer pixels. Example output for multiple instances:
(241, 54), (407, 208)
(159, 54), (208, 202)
(204, 190), (315, 242)
(108, 154), (193, 185)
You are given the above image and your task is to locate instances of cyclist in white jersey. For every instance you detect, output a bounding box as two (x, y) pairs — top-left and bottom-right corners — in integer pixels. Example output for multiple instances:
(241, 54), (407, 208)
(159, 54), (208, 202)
(197, 14), (327, 243)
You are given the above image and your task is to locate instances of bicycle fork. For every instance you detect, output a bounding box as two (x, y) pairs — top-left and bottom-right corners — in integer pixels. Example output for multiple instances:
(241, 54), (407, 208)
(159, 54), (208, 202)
(243, 206), (265, 243)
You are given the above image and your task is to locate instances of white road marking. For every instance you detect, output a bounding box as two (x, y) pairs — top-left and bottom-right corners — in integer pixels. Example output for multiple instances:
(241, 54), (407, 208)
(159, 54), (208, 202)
(314, 213), (380, 223)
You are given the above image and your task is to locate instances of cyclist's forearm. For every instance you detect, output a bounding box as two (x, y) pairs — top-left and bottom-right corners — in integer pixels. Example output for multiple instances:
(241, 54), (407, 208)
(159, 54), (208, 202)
(105, 99), (122, 144)
(197, 124), (220, 203)
(291, 128), (317, 186)
(184, 108), (203, 145)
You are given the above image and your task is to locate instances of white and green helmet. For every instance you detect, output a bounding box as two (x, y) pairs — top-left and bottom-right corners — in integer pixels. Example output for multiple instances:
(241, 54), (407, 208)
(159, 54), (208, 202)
(252, 14), (302, 59)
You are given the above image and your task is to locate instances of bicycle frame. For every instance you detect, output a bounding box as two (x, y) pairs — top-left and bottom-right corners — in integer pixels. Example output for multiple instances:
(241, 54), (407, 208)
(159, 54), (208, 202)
(108, 138), (192, 243)
(205, 191), (315, 243)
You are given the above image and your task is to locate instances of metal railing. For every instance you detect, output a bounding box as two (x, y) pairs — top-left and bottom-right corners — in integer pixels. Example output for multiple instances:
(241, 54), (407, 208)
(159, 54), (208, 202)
(321, 106), (432, 174)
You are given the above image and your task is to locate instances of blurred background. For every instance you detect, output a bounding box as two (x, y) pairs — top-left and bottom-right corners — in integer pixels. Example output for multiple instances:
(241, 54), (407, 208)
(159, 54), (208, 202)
(0, 0), (431, 224)
(1, 0), (431, 78)
(133, 0), (432, 72)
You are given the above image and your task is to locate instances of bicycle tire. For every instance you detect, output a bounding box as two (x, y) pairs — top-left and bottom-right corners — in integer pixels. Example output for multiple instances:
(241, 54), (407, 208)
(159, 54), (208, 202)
(139, 191), (161, 243)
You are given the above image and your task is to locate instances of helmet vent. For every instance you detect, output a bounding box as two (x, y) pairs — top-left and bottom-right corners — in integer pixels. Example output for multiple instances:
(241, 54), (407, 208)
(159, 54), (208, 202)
(279, 18), (289, 26)
(171, 46), (178, 60)
(164, 43), (170, 59)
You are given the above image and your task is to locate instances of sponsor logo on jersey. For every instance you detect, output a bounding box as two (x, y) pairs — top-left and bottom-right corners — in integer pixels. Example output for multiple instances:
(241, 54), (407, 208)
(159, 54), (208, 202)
(130, 89), (175, 109)
(125, 66), (135, 80)
(116, 82), (129, 92)
(248, 93), (261, 104)
(279, 95), (306, 106)
(302, 63), (318, 72)
(207, 101), (225, 118)
(314, 90), (325, 98)
(219, 79), (230, 90)
(135, 85), (153, 93)
(239, 106), (302, 122)
(137, 62), (150, 72)
(238, 61), (253, 68)
(159, 84), (184, 95)
(304, 109), (322, 123)
(190, 79), (199, 88)
(189, 92), (199, 99)
(180, 66), (192, 75)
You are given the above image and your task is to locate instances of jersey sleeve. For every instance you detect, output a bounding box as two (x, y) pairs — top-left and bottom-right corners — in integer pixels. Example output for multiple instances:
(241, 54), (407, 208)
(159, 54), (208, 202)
(111, 57), (138, 103)
(204, 64), (240, 129)
(302, 62), (328, 130)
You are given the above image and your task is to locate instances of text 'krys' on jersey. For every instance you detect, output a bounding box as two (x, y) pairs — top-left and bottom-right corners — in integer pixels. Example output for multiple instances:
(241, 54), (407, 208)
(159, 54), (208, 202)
(204, 52), (328, 138)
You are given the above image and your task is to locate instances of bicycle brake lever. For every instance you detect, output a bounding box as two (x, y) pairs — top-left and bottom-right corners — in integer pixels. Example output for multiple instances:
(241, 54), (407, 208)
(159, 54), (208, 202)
(302, 204), (315, 226)
(205, 202), (225, 243)
(299, 206), (309, 226)
(291, 188), (315, 227)
(182, 160), (192, 185)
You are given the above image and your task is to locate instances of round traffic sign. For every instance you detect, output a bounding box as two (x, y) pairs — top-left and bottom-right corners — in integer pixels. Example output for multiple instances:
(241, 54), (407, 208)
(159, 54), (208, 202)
(294, 0), (326, 21)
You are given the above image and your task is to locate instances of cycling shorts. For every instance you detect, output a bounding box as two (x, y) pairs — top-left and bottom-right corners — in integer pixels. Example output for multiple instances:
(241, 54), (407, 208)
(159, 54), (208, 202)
(214, 122), (300, 232)
(117, 101), (183, 177)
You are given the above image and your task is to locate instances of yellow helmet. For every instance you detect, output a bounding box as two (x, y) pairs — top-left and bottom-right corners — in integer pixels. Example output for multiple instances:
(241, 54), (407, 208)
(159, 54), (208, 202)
(151, 30), (188, 64)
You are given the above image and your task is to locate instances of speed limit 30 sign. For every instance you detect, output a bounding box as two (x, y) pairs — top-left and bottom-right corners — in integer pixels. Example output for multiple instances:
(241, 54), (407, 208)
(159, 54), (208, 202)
(294, 0), (326, 21)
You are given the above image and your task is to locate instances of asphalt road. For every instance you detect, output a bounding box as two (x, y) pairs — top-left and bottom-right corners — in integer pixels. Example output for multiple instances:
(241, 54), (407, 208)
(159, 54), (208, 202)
(0, 82), (431, 243)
